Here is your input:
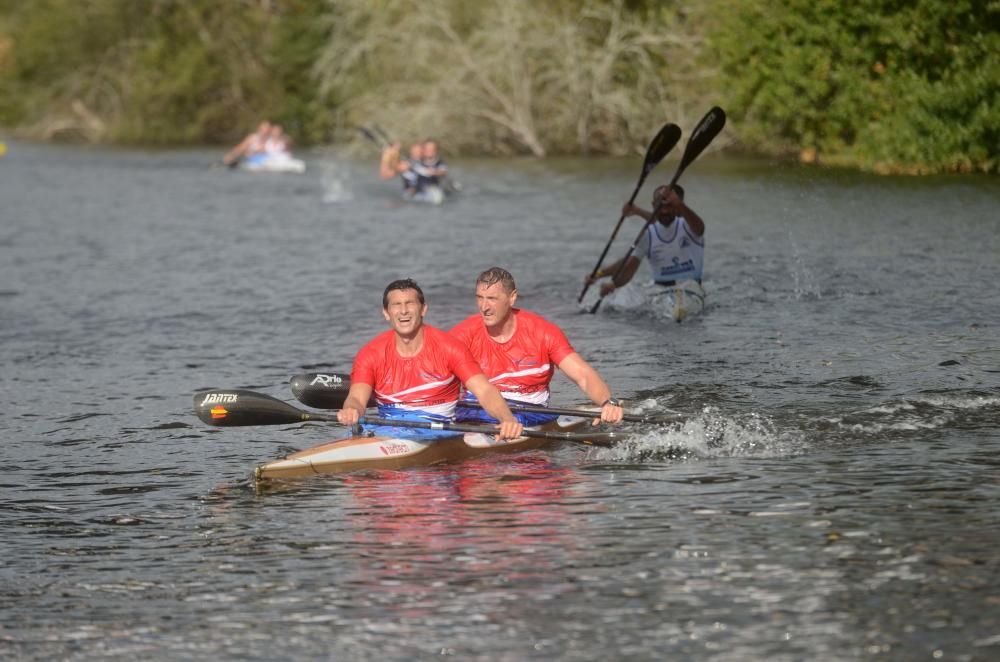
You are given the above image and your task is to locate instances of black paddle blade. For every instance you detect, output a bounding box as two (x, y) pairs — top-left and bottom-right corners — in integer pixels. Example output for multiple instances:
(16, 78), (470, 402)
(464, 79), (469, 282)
(193, 389), (309, 427)
(357, 126), (383, 147)
(373, 125), (393, 144)
(643, 123), (682, 176)
(290, 372), (376, 409)
(671, 107), (726, 185)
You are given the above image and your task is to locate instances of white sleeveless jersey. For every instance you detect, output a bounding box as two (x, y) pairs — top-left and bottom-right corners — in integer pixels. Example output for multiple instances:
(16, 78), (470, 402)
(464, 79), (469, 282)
(264, 136), (290, 155)
(635, 216), (704, 283)
(247, 134), (267, 154)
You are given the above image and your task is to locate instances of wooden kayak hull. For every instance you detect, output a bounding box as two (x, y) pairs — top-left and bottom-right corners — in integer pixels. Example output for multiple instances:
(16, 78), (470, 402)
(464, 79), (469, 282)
(254, 416), (587, 482)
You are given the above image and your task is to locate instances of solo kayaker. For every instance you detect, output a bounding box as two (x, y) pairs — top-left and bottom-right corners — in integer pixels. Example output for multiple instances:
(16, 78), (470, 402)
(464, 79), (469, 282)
(337, 278), (524, 440)
(450, 267), (624, 426)
(585, 184), (705, 295)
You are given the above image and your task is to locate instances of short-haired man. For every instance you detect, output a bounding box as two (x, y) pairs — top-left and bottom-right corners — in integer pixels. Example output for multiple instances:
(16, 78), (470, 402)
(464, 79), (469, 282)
(337, 278), (524, 440)
(450, 268), (624, 426)
(419, 138), (448, 187)
(586, 184), (704, 295)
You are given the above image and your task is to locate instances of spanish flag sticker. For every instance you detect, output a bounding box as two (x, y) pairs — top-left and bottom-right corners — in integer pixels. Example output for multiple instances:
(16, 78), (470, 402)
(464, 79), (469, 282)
(211, 406), (228, 419)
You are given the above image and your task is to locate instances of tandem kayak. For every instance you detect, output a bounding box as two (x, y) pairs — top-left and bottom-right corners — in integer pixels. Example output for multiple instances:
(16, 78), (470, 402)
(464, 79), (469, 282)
(192, 389), (619, 484)
(255, 416), (594, 482)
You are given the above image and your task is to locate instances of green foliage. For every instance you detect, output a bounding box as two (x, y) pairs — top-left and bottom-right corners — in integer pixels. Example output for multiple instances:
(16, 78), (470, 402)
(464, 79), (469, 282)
(269, 0), (338, 144)
(0, 0), (139, 133)
(0, 0), (336, 144)
(713, 0), (999, 173)
(0, 0), (995, 173)
(117, 3), (278, 144)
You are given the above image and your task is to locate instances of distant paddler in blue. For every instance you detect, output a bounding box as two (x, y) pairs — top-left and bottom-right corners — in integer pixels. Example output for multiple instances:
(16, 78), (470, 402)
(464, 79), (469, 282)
(585, 184), (706, 309)
(222, 120), (304, 173)
(379, 138), (449, 204)
(379, 141), (424, 196)
(419, 139), (448, 187)
(222, 120), (271, 167)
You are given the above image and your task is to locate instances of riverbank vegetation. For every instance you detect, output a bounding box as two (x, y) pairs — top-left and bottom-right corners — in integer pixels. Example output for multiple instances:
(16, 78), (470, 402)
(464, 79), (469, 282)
(0, 0), (336, 144)
(0, 0), (996, 173)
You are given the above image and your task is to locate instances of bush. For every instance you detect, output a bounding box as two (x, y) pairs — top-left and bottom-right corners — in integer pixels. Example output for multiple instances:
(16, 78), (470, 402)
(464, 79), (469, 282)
(0, 0), (336, 144)
(713, 0), (999, 173)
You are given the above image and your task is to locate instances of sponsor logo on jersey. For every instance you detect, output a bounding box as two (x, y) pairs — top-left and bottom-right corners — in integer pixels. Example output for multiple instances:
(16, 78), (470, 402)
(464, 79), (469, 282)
(660, 257), (695, 277)
(419, 370), (444, 382)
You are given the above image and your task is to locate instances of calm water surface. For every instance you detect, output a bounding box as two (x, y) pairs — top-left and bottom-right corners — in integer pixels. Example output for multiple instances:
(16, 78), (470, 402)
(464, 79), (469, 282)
(2, 142), (999, 660)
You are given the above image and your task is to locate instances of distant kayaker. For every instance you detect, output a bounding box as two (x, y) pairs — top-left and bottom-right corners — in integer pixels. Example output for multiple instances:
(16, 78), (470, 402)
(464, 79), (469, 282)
(450, 267), (624, 426)
(337, 278), (524, 440)
(586, 184), (705, 295)
(379, 141), (427, 197)
(264, 123), (292, 156)
(222, 120), (271, 167)
(419, 139), (448, 187)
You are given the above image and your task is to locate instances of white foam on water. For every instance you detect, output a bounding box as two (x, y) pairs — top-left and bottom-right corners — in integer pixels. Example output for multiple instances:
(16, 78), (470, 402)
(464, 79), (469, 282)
(320, 161), (356, 203)
(909, 392), (1000, 410)
(830, 390), (1000, 436)
(589, 407), (797, 463)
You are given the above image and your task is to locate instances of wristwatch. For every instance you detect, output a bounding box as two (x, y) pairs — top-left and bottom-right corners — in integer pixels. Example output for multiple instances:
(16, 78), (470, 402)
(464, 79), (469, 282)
(601, 397), (622, 407)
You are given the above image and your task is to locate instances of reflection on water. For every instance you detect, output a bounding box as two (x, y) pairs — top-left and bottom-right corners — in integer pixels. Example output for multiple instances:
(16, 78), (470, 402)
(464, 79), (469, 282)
(1, 142), (999, 659)
(341, 457), (592, 601)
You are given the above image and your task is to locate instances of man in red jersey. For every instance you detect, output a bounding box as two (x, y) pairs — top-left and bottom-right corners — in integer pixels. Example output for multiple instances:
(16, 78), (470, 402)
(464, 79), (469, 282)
(337, 278), (524, 440)
(450, 267), (624, 426)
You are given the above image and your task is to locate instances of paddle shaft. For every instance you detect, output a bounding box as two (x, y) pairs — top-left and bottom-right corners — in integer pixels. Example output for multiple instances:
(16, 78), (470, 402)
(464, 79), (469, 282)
(589, 205), (664, 314)
(358, 126), (390, 149)
(290, 373), (680, 425)
(359, 125), (396, 149)
(578, 182), (648, 303)
(373, 125), (393, 144)
(578, 123), (681, 303)
(194, 389), (618, 444)
(358, 415), (617, 443)
(459, 398), (681, 425)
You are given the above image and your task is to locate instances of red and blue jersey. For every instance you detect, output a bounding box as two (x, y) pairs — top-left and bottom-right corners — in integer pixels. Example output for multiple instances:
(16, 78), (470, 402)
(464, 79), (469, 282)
(351, 325), (482, 422)
(449, 309), (575, 409)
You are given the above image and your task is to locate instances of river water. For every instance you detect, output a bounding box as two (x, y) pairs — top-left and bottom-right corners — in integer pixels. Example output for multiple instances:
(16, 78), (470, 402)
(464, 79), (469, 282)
(2, 141), (998, 660)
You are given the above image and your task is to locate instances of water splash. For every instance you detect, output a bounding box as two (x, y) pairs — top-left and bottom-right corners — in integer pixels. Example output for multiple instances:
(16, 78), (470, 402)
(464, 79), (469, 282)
(788, 230), (822, 300)
(580, 282), (705, 323)
(826, 390), (1000, 438)
(320, 161), (355, 203)
(588, 407), (794, 463)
